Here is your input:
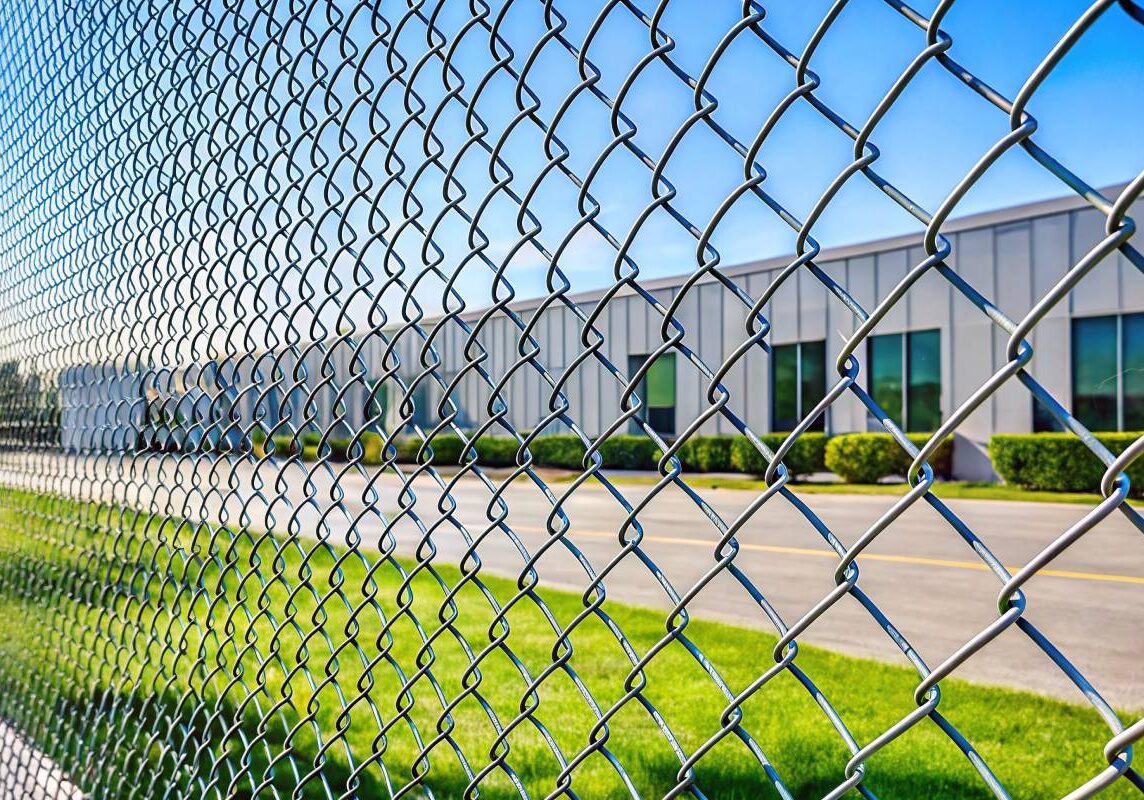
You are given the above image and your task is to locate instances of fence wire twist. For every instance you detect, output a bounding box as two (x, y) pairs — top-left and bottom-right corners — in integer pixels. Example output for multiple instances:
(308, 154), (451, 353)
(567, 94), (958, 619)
(0, 0), (1141, 798)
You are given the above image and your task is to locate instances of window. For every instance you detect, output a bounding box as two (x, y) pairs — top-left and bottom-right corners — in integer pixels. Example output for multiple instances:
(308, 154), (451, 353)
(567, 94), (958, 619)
(771, 340), (826, 432)
(867, 329), (941, 431)
(1072, 313), (1144, 431)
(628, 352), (676, 435)
(406, 383), (431, 430)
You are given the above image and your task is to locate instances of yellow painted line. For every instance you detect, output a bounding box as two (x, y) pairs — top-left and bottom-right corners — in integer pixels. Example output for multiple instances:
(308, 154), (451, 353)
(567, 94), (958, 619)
(512, 525), (1144, 586)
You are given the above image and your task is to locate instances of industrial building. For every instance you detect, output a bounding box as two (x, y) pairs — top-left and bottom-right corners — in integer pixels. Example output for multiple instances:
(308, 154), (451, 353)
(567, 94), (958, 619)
(60, 187), (1143, 481)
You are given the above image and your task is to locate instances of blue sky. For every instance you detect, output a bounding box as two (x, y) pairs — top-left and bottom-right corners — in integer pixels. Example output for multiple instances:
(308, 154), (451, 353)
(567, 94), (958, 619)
(361, 0), (1143, 317)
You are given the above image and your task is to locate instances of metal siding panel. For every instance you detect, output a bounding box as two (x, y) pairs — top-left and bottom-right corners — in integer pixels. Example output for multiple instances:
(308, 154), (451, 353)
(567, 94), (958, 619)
(1032, 213), (1071, 318)
(797, 265), (828, 342)
(875, 249), (909, 332)
(720, 286), (748, 434)
(846, 255), (876, 322)
(745, 272), (771, 433)
(674, 288), (700, 436)
(627, 294), (648, 355)
(949, 228), (997, 477)
(697, 284), (722, 435)
(600, 300), (628, 432)
(563, 306), (578, 372)
(1030, 315), (1069, 432)
(993, 224), (1033, 433)
(1069, 207), (1116, 315)
(768, 267), (799, 344)
(820, 259), (856, 433)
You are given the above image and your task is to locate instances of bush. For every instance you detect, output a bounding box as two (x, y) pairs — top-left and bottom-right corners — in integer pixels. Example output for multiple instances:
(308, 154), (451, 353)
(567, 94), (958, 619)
(269, 435), (297, 456)
(729, 432), (829, 478)
(677, 436), (735, 472)
(598, 435), (662, 470)
(422, 434), (465, 465)
(391, 434), (467, 466)
(359, 431), (383, 465)
(326, 436), (352, 462)
(825, 433), (953, 484)
(476, 436), (520, 468)
(301, 444), (319, 462)
(528, 435), (586, 469)
(300, 430), (321, 448)
(394, 436), (422, 463)
(989, 432), (1143, 497)
(901, 433), (953, 480)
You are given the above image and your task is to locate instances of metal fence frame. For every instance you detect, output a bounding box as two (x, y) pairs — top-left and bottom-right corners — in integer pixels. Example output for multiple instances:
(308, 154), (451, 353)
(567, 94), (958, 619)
(0, 1), (1142, 798)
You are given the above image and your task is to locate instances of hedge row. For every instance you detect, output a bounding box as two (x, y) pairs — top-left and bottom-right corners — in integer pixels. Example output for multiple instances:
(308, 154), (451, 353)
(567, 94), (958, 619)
(241, 428), (958, 484)
(989, 433), (1143, 497)
(383, 430), (945, 482)
(824, 433), (953, 483)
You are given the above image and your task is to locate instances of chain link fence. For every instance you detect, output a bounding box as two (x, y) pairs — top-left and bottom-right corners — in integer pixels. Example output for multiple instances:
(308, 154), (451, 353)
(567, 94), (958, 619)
(0, 0), (1142, 798)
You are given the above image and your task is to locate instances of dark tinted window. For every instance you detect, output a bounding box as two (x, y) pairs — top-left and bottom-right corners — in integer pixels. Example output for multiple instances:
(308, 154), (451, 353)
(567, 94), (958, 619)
(907, 330), (941, 431)
(1072, 315), (1118, 431)
(771, 343), (799, 431)
(1124, 313), (1144, 431)
(868, 333), (903, 427)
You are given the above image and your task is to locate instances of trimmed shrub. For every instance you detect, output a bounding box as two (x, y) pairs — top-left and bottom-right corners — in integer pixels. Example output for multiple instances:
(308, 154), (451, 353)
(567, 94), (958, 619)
(301, 444), (319, 462)
(476, 436), (520, 468)
(269, 435), (297, 457)
(729, 432), (829, 478)
(902, 433), (953, 480)
(394, 436), (422, 463)
(989, 432), (1143, 497)
(360, 431), (383, 465)
(327, 436), (352, 462)
(423, 434), (465, 465)
(598, 435), (662, 470)
(677, 435), (735, 472)
(528, 435), (586, 469)
(824, 434), (900, 483)
(300, 430), (321, 448)
(825, 433), (953, 484)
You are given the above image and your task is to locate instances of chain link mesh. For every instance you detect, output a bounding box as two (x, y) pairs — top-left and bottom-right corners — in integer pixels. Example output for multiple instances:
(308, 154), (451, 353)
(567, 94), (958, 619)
(0, 0), (1142, 798)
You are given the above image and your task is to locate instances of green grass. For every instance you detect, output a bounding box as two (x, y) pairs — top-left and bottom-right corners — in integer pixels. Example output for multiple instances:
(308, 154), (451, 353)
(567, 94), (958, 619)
(0, 489), (1137, 799)
(564, 473), (1135, 505)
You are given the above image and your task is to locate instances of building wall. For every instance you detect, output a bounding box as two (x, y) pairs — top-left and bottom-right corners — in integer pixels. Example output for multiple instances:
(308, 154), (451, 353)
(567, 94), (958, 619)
(56, 189), (1144, 481)
(385, 191), (1144, 480)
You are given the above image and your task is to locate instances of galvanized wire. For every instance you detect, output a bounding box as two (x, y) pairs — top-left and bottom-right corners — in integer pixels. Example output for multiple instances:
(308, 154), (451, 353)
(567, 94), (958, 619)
(0, 1), (1141, 799)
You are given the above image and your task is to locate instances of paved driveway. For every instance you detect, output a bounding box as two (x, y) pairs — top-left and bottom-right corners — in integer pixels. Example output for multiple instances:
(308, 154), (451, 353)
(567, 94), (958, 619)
(4, 454), (1142, 708)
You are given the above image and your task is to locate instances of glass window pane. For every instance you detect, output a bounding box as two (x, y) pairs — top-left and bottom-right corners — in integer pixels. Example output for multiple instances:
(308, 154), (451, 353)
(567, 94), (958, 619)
(409, 384), (430, 429)
(648, 406), (674, 436)
(1032, 396), (1062, 432)
(627, 354), (648, 434)
(799, 340), (826, 432)
(771, 343), (798, 431)
(1124, 313), (1144, 430)
(868, 333), (903, 427)
(907, 329), (941, 432)
(1072, 316), (1118, 431)
(646, 353), (675, 408)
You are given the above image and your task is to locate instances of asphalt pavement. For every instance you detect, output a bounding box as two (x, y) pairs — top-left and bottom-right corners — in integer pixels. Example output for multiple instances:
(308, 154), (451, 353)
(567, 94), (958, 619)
(3, 454), (1141, 709)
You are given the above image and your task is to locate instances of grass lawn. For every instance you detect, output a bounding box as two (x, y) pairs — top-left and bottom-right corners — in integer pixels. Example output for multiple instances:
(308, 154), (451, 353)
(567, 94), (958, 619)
(565, 473), (1136, 506)
(0, 488), (1137, 799)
